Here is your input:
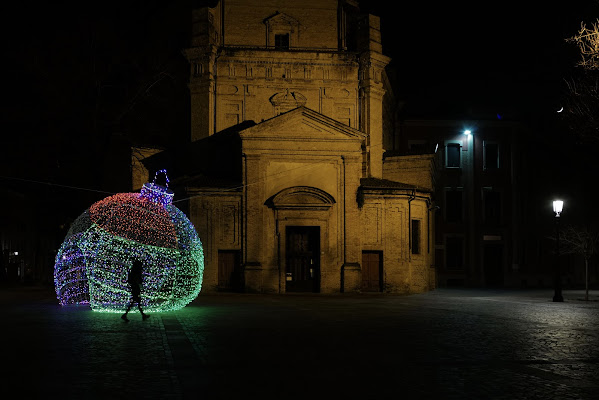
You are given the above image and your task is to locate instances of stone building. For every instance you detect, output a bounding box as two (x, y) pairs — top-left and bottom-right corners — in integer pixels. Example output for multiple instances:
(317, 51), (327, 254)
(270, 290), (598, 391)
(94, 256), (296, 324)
(138, 0), (437, 294)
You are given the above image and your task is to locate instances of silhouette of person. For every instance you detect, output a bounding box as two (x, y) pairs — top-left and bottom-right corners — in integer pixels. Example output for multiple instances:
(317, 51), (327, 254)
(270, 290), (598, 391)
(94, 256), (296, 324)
(122, 259), (150, 321)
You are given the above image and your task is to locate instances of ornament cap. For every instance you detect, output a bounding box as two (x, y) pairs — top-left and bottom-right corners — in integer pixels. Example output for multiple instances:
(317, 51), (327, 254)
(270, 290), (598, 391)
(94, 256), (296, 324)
(141, 182), (174, 206)
(141, 169), (174, 206)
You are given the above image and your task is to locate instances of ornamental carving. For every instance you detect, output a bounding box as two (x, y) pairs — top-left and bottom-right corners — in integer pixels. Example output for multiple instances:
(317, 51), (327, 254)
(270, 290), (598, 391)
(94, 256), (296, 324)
(269, 89), (307, 114)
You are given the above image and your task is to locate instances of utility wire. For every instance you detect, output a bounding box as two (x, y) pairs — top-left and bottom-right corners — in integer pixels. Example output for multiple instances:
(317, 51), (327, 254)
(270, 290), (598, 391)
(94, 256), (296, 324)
(1, 158), (333, 203)
(0, 175), (115, 195)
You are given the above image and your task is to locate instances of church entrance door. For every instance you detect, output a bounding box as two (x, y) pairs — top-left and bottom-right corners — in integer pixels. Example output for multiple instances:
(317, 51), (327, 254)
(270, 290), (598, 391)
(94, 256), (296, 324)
(285, 226), (320, 293)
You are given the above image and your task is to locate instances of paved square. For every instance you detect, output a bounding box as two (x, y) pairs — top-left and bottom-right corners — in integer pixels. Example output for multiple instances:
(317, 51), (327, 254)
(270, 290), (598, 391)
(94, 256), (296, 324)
(2, 287), (598, 399)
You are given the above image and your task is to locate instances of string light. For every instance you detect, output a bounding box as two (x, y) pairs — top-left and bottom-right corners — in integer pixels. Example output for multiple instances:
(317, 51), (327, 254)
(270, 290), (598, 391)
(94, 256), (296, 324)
(54, 171), (204, 313)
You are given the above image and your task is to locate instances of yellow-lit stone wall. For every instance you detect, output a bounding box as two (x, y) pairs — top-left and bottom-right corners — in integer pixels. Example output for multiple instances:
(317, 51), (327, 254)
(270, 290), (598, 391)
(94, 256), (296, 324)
(188, 190), (242, 292)
(383, 154), (437, 191)
(360, 192), (434, 293)
(222, 0), (339, 49)
(131, 147), (163, 191)
(185, 0), (389, 172)
(213, 50), (361, 134)
(176, 0), (437, 294)
(239, 108), (364, 293)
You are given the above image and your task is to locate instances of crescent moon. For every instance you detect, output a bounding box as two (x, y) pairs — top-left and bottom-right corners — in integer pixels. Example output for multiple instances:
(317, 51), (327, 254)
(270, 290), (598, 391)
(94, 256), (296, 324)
(557, 107), (563, 113)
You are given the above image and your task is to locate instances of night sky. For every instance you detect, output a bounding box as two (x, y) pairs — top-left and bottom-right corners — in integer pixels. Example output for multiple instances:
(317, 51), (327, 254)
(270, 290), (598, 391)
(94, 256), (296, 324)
(2, 0), (598, 227)
(373, 1), (597, 119)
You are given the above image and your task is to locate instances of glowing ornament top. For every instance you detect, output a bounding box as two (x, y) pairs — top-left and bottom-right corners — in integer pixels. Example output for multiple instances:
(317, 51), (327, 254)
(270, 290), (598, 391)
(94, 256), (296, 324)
(54, 170), (204, 313)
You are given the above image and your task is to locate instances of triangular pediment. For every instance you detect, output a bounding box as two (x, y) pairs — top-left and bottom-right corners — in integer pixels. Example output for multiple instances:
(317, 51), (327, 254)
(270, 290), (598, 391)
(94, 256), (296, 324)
(263, 12), (300, 28)
(239, 107), (366, 142)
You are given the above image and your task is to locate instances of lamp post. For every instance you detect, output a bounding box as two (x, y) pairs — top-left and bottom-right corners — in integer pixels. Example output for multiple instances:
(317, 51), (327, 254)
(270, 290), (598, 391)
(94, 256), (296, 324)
(552, 200), (564, 302)
(464, 129), (475, 285)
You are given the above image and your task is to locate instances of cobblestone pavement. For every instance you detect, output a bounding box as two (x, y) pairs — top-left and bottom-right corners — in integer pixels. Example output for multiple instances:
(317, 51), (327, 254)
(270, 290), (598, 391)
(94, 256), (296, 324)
(2, 286), (598, 399)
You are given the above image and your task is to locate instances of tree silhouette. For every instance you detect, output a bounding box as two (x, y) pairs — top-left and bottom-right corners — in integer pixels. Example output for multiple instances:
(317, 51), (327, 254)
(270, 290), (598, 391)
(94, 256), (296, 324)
(561, 19), (599, 144)
(554, 225), (599, 301)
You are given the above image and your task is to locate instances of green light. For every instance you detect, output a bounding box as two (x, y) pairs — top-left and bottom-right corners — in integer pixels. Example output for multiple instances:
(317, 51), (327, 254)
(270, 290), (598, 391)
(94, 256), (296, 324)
(54, 178), (204, 313)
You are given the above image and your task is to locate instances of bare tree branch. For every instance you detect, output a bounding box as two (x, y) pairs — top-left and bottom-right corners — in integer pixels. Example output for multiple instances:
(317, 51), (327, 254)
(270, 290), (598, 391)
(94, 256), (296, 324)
(566, 19), (599, 71)
(555, 225), (599, 260)
(561, 19), (599, 143)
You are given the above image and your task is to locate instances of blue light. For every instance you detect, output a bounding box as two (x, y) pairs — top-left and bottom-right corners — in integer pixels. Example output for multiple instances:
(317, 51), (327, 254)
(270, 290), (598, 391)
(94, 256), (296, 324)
(53, 170), (204, 313)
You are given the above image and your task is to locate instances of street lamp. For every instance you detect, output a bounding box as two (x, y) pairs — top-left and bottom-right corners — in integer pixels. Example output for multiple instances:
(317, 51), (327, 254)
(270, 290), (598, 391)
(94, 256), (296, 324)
(552, 200), (564, 302)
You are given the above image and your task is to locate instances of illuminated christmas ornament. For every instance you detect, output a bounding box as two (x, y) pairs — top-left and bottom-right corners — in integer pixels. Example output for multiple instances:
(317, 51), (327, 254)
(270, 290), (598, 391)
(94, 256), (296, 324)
(54, 170), (203, 313)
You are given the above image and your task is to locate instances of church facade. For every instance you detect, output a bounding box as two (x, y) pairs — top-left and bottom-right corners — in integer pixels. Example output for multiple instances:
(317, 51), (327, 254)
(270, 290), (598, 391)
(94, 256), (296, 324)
(138, 0), (437, 294)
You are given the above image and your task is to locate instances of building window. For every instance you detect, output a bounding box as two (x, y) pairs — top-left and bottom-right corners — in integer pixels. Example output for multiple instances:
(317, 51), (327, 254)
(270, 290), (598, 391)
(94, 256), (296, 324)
(264, 12), (299, 49)
(275, 33), (290, 50)
(445, 143), (461, 168)
(446, 237), (463, 270)
(484, 141), (499, 170)
(445, 189), (463, 222)
(484, 190), (501, 225)
(411, 220), (421, 254)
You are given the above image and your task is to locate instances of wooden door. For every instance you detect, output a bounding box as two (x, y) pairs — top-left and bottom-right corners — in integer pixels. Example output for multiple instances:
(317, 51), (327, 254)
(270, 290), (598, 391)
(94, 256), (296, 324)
(218, 250), (241, 291)
(286, 226), (320, 293)
(362, 251), (382, 292)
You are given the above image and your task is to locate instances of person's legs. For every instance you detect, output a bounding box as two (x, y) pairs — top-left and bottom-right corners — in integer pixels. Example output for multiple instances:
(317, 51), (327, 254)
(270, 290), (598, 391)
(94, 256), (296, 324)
(130, 291), (149, 320)
(122, 291), (137, 321)
(122, 286), (148, 320)
(139, 303), (150, 320)
(121, 302), (131, 321)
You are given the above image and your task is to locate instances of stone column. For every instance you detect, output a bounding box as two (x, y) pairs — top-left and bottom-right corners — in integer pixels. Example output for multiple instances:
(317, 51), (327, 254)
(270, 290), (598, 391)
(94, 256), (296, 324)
(242, 154), (264, 292)
(184, 45), (218, 141)
(358, 51), (389, 178)
(342, 154), (363, 292)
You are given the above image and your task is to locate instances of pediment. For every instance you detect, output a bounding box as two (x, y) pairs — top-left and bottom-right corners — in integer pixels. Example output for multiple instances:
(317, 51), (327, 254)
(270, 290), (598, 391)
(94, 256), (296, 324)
(265, 186), (335, 210)
(263, 12), (300, 28)
(239, 107), (365, 142)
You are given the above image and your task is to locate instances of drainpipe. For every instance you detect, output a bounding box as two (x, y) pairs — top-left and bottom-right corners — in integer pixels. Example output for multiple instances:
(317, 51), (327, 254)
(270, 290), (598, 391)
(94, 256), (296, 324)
(213, 50), (220, 136)
(242, 153), (247, 266)
(341, 155), (348, 293)
(341, 155), (346, 265)
(275, 209), (280, 293)
(426, 199), (431, 254)
(220, 0), (225, 47)
(408, 189), (416, 261)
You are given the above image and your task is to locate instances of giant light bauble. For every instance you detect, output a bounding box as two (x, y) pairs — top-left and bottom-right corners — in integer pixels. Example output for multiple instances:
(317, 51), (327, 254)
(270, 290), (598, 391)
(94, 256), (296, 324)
(54, 172), (203, 313)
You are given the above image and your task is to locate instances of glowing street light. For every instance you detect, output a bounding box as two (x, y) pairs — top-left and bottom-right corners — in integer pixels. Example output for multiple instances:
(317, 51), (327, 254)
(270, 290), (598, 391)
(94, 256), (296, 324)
(552, 199), (564, 302)
(553, 200), (563, 217)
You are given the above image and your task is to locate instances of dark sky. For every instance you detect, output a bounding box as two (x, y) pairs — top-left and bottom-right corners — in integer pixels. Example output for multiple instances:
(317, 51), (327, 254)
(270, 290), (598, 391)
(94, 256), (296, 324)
(5, 1), (597, 130)
(2, 0), (598, 218)
(369, 1), (598, 118)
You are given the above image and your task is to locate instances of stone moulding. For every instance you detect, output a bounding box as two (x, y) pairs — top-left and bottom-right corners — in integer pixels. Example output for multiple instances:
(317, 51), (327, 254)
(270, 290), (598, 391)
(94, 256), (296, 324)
(266, 186), (336, 210)
(270, 89), (307, 114)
